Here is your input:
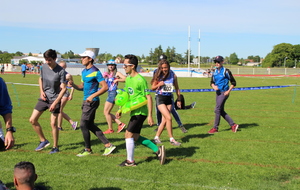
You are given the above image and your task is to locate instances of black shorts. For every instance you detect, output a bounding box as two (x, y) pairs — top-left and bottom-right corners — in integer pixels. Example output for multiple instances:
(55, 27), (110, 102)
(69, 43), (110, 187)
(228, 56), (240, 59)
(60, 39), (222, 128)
(34, 99), (61, 114)
(81, 101), (99, 121)
(0, 138), (5, 151)
(156, 94), (172, 106)
(127, 115), (147, 134)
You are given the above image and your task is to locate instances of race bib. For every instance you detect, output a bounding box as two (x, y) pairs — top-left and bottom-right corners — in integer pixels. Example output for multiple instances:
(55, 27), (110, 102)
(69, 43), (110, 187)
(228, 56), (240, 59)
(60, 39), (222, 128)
(162, 84), (173, 92)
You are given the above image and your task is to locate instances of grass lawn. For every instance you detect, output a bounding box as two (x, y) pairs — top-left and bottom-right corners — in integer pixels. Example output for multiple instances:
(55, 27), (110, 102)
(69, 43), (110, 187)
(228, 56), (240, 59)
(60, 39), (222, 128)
(0, 73), (299, 190)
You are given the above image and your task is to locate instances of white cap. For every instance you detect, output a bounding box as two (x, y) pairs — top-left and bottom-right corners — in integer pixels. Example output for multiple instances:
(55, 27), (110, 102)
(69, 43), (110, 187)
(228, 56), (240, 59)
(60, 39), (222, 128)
(79, 50), (95, 60)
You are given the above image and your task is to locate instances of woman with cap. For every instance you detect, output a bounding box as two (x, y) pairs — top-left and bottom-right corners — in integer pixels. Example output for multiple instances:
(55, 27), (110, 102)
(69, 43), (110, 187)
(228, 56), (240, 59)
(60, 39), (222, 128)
(208, 55), (239, 134)
(102, 59), (127, 134)
(151, 59), (181, 146)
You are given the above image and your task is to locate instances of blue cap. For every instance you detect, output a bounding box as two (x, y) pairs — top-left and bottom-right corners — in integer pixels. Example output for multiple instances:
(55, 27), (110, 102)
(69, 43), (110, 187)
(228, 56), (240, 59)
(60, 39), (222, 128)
(107, 59), (116, 65)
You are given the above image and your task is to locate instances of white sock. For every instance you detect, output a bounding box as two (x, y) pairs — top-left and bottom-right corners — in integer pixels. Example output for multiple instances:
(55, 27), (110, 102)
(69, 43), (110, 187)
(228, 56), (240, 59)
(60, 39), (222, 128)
(170, 137), (175, 142)
(0, 128), (4, 141)
(154, 136), (159, 139)
(126, 138), (135, 162)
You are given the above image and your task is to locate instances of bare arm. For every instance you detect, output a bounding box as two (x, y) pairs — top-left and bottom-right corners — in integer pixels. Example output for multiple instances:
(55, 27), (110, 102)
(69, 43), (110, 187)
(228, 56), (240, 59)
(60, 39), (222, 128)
(173, 75), (181, 108)
(146, 94), (154, 126)
(49, 82), (66, 112)
(39, 77), (47, 101)
(114, 71), (126, 83)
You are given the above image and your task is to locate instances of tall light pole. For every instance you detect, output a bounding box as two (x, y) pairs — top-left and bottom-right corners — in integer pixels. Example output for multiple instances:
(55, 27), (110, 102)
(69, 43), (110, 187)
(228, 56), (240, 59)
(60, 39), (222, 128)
(284, 57), (288, 68)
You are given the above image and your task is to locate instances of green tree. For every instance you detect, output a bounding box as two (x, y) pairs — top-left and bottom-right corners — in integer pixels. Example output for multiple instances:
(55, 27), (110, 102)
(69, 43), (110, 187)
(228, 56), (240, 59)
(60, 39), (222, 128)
(229, 53), (239, 65)
(262, 43), (294, 67)
(0, 53), (13, 64)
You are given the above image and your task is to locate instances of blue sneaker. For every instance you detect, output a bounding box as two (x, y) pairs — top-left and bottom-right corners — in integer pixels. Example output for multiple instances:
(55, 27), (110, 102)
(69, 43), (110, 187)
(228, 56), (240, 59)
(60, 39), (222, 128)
(49, 147), (59, 154)
(35, 140), (50, 151)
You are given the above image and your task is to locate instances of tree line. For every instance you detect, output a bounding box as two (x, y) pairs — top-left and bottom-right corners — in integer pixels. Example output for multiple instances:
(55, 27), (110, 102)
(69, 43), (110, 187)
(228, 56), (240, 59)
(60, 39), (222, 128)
(1, 43), (299, 67)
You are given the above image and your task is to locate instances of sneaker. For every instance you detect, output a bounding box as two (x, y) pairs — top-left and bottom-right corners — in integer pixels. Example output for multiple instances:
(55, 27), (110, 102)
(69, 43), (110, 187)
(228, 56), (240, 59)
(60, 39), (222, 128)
(117, 123), (126, 133)
(154, 138), (162, 144)
(49, 147), (59, 154)
(157, 145), (166, 165)
(118, 160), (136, 167)
(179, 125), (188, 133)
(58, 127), (63, 131)
(77, 149), (92, 157)
(35, 140), (50, 151)
(191, 102), (196, 108)
(208, 128), (218, 134)
(170, 139), (181, 146)
(231, 124), (239, 133)
(71, 121), (78, 130)
(103, 129), (114, 134)
(102, 144), (116, 156)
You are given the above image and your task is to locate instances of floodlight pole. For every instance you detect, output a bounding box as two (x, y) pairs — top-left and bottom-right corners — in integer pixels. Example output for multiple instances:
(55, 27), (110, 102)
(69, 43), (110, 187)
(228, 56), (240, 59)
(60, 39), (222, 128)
(198, 29), (200, 70)
(187, 26), (191, 77)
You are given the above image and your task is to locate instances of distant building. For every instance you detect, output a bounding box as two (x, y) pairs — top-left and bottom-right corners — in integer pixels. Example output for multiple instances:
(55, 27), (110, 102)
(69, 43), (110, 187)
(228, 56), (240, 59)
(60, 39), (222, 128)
(11, 54), (62, 65)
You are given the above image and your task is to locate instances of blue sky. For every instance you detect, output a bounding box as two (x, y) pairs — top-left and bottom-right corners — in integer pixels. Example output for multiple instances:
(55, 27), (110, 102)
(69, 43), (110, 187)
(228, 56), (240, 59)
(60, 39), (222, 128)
(1, 0), (299, 59)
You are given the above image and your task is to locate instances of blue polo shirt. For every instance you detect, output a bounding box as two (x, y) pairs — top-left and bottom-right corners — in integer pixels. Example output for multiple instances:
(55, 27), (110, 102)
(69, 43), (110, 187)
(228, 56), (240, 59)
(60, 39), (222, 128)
(0, 77), (12, 115)
(81, 65), (104, 101)
(211, 67), (236, 92)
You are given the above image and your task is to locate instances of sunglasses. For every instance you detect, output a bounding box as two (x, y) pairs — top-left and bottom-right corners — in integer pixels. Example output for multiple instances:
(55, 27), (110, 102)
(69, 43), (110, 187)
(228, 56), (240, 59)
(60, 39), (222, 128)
(123, 64), (133, 68)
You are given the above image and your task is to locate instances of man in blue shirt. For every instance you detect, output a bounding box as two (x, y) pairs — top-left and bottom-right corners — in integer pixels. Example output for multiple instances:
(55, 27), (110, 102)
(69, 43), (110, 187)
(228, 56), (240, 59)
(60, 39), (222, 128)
(0, 77), (15, 150)
(21, 63), (28, 78)
(70, 50), (116, 157)
(208, 55), (239, 134)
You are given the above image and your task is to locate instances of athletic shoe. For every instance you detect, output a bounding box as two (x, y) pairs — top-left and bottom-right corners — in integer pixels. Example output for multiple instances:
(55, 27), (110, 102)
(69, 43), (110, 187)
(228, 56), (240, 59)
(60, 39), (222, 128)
(76, 149), (92, 157)
(117, 123), (126, 133)
(49, 147), (59, 154)
(103, 129), (114, 134)
(154, 138), (162, 144)
(102, 144), (116, 156)
(208, 128), (218, 134)
(35, 140), (50, 151)
(179, 125), (188, 133)
(71, 121), (78, 130)
(58, 127), (63, 131)
(231, 124), (239, 133)
(191, 102), (196, 108)
(157, 145), (166, 165)
(170, 139), (181, 146)
(0, 138), (5, 151)
(118, 160), (136, 167)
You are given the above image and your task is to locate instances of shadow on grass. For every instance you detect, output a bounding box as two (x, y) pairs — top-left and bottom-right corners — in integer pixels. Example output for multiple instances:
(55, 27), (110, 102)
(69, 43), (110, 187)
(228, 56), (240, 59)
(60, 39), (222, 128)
(138, 146), (199, 165)
(179, 122), (209, 130)
(90, 188), (121, 190)
(181, 133), (211, 143)
(223, 123), (259, 132)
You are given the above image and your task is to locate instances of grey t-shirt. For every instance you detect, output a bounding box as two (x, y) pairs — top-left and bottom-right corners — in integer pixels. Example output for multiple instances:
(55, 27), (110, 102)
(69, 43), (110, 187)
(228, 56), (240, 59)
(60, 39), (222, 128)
(40, 64), (66, 102)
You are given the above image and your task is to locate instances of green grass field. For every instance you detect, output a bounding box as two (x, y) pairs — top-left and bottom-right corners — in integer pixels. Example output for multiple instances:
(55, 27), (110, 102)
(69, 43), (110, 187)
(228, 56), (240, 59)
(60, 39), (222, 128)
(0, 73), (299, 190)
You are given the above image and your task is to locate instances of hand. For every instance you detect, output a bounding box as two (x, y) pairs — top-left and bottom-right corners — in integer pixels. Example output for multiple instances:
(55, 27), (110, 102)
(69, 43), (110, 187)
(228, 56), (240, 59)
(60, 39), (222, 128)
(158, 81), (164, 87)
(40, 92), (47, 101)
(68, 95), (73, 101)
(212, 85), (219, 91)
(176, 101), (181, 109)
(5, 131), (14, 150)
(147, 116), (154, 126)
(86, 96), (93, 103)
(49, 102), (57, 112)
(224, 90), (230, 96)
(68, 81), (73, 87)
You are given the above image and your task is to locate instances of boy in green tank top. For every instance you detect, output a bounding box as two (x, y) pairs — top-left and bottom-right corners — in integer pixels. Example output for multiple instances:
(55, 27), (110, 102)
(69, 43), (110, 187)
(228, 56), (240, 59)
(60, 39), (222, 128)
(116, 54), (166, 166)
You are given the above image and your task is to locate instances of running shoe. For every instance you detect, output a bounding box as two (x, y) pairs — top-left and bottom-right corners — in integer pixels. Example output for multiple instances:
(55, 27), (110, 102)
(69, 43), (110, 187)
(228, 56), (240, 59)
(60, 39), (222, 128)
(102, 144), (116, 156)
(117, 123), (126, 133)
(157, 145), (166, 165)
(191, 102), (196, 108)
(231, 124), (239, 133)
(76, 149), (92, 157)
(170, 139), (181, 146)
(58, 127), (63, 131)
(118, 160), (136, 167)
(72, 121), (78, 130)
(103, 129), (114, 134)
(49, 147), (59, 154)
(208, 128), (218, 134)
(179, 125), (188, 133)
(154, 138), (162, 144)
(35, 140), (50, 151)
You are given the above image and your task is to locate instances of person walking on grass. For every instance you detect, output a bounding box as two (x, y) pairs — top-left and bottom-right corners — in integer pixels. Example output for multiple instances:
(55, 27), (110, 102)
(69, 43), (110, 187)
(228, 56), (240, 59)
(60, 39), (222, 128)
(69, 50), (116, 157)
(116, 54), (165, 166)
(0, 77), (15, 151)
(154, 55), (188, 133)
(151, 59), (182, 146)
(57, 61), (78, 131)
(102, 59), (126, 134)
(29, 49), (66, 154)
(208, 55), (239, 134)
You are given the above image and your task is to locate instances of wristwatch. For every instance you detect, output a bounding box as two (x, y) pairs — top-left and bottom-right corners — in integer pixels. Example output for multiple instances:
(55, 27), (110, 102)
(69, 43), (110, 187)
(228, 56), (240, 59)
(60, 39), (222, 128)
(6, 127), (16, 133)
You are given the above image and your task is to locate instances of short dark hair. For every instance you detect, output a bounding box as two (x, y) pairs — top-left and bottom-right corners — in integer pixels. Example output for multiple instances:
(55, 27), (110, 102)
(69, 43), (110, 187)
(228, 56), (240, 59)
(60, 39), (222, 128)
(43, 49), (57, 60)
(14, 161), (36, 185)
(124, 54), (138, 70)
